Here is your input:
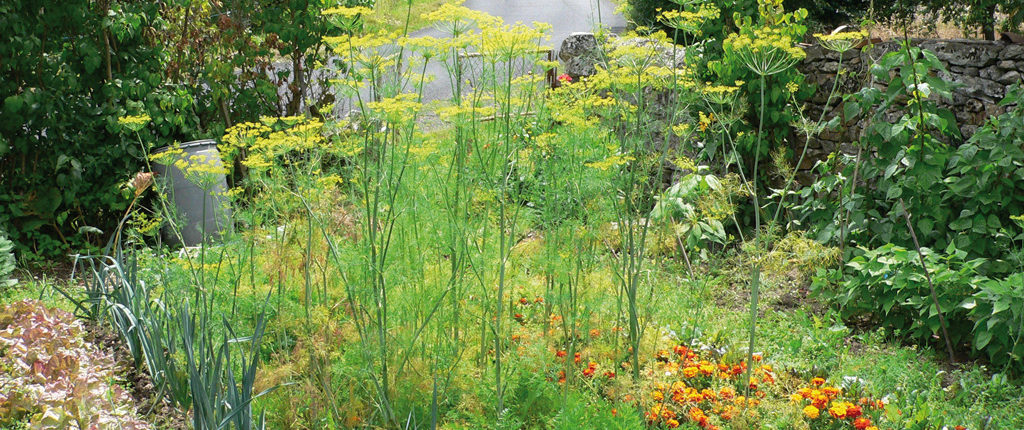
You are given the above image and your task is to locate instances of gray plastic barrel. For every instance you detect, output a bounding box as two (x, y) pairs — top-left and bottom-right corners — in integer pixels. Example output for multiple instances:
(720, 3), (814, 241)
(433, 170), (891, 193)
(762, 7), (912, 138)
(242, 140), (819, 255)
(152, 139), (233, 246)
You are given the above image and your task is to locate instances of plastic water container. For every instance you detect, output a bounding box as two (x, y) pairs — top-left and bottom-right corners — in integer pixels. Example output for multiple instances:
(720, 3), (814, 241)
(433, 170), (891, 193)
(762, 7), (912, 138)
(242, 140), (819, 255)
(152, 139), (233, 246)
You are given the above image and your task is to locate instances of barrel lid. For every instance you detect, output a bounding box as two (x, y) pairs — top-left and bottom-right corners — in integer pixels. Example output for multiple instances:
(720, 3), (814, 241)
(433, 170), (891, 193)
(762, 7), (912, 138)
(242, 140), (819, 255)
(153, 139), (218, 154)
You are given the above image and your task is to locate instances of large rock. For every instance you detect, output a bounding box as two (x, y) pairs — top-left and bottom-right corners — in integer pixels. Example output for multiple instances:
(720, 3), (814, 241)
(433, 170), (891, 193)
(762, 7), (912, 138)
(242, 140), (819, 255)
(559, 32), (600, 79)
(558, 33), (686, 80)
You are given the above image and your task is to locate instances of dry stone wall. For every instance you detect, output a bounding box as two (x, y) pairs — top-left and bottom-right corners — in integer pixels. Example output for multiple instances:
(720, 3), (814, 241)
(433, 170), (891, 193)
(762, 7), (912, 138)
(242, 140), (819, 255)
(797, 39), (1024, 172)
(557, 34), (1024, 175)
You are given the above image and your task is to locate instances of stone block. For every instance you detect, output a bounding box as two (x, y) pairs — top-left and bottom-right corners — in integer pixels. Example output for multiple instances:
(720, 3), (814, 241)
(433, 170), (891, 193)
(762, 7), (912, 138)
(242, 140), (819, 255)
(559, 33), (599, 78)
(998, 70), (1023, 85)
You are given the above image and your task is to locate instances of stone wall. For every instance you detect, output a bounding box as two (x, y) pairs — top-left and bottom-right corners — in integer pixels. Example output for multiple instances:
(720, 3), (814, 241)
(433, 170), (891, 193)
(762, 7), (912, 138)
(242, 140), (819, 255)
(796, 39), (1023, 173)
(557, 35), (1024, 174)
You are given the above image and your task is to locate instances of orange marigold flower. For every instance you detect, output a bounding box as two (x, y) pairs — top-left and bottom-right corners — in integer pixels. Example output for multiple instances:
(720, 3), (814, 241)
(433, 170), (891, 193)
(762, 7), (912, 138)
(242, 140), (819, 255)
(686, 389), (704, 403)
(688, 407), (708, 425)
(811, 377), (826, 386)
(519, 297), (529, 305)
(803, 405), (820, 419)
(574, 352), (581, 364)
(589, 328), (601, 337)
(719, 387), (735, 399)
(652, 391), (665, 402)
(698, 361), (715, 375)
(853, 417), (872, 429)
(534, 296), (544, 303)
(683, 366), (699, 378)
(954, 426), (967, 430)
(846, 405), (862, 418)
(752, 353), (763, 362)
(701, 388), (717, 401)
(666, 418), (680, 428)
(556, 350), (567, 358)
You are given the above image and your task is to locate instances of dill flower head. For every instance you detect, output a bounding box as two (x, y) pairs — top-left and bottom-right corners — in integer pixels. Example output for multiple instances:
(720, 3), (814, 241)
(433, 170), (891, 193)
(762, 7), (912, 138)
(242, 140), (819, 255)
(815, 30), (868, 53)
(700, 83), (740, 105)
(117, 114), (151, 133)
(423, 1), (501, 35)
(321, 6), (372, 17)
(657, 3), (719, 34)
(724, 26), (805, 76)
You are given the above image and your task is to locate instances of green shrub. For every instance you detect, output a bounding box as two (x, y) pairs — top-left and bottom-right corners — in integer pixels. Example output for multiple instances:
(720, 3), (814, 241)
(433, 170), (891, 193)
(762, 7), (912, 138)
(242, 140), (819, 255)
(825, 242), (1024, 376)
(792, 46), (1024, 275)
(0, 0), (203, 258)
(963, 274), (1024, 375)
(836, 243), (985, 351)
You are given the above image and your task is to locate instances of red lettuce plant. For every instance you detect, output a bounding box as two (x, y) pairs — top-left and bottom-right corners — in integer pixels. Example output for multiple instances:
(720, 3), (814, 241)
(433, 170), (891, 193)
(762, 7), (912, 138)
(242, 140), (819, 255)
(0, 299), (151, 429)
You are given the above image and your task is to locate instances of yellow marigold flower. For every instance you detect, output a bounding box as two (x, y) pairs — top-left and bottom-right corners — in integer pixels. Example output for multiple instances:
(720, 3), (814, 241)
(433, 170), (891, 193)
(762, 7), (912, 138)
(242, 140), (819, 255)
(803, 405), (820, 419)
(652, 390), (664, 401)
(790, 393), (803, 403)
(682, 366), (699, 378)
(828, 401), (848, 419)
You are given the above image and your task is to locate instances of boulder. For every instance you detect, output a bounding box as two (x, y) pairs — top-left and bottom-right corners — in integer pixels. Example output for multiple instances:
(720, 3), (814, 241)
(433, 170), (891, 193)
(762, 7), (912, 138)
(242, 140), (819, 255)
(558, 32), (600, 79)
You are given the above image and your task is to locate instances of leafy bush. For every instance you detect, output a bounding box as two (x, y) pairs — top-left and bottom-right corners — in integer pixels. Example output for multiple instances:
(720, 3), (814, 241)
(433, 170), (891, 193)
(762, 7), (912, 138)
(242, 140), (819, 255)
(826, 242), (1024, 375)
(962, 274), (1024, 374)
(0, 300), (151, 429)
(0, 0), (356, 259)
(837, 243), (984, 350)
(793, 45), (1024, 275)
(0, 0), (202, 258)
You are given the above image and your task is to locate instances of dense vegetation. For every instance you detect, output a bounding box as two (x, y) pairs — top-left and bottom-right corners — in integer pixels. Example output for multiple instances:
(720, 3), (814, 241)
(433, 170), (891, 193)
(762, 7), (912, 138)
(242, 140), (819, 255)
(2, 0), (1024, 429)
